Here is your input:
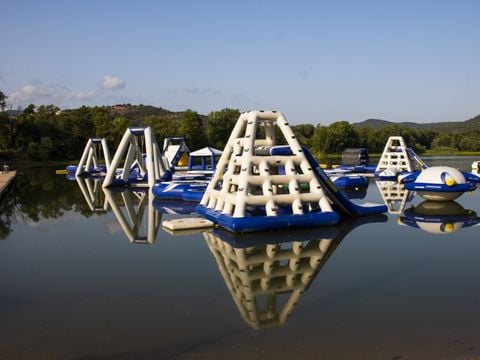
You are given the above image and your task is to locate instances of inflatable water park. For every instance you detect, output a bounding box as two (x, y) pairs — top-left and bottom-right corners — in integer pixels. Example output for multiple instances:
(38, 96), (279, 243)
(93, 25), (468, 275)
(65, 109), (480, 234)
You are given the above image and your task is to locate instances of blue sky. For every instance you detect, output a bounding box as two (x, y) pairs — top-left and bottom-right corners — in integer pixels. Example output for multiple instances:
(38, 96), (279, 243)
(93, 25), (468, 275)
(1, 0), (479, 124)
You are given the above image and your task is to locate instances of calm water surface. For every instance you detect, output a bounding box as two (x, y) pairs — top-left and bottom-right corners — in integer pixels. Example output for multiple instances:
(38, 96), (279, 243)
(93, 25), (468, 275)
(1, 157), (480, 360)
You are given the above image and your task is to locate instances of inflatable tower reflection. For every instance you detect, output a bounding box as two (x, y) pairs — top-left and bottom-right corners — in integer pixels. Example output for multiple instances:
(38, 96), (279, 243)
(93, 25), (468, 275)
(204, 215), (387, 329)
(76, 177), (108, 212)
(375, 180), (414, 214)
(103, 188), (161, 244)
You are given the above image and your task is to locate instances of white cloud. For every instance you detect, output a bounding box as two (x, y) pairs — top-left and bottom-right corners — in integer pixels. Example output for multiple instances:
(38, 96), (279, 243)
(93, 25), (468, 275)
(101, 75), (125, 90)
(7, 83), (96, 105)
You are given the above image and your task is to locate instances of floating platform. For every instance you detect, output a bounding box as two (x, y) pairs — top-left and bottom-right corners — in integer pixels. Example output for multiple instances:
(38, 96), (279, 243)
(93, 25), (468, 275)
(0, 171), (16, 200)
(162, 218), (215, 232)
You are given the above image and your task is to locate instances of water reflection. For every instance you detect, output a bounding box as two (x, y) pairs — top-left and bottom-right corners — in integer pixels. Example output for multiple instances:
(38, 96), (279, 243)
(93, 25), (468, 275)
(375, 180), (414, 214)
(204, 215), (387, 330)
(103, 188), (162, 244)
(75, 177), (107, 213)
(340, 187), (367, 200)
(399, 200), (480, 234)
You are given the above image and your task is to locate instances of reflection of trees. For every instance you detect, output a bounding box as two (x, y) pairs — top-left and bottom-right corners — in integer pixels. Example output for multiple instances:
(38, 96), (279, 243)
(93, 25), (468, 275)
(204, 216), (387, 330)
(0, 181), (22, 239)
(1, 166), (106, 237)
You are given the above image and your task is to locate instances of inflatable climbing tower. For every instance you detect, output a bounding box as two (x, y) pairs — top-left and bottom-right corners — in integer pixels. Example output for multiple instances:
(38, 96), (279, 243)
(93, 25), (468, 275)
(197, 110), (339, 232)
(375, 136), (414, 178)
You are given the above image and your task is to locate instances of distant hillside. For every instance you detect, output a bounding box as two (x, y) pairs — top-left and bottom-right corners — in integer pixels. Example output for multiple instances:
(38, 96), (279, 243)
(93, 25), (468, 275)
(106, 104), (184, 123)
(354, 114), (480, 133)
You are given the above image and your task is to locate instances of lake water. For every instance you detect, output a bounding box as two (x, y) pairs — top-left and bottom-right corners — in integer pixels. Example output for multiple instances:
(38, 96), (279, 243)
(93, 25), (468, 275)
(1, 157), (480, 360)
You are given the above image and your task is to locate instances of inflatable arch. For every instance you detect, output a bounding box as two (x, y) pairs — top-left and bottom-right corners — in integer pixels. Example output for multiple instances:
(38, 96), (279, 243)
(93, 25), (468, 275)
(75, 137), (111, 177)
(103, 127), (170, 188)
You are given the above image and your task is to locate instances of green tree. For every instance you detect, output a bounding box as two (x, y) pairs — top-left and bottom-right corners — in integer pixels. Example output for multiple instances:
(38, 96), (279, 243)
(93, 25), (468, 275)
(178, 109), (206, 149)
(459, 136), (480, 151)
(0, 90), (7, 111)
(310, 125), (328, 154)
(206, 108), (240, 149)
(145, 115), (181, 142)
(323, 121), (359, 153)
(432, 133), (455, 149)
(292, 124), (315, 147)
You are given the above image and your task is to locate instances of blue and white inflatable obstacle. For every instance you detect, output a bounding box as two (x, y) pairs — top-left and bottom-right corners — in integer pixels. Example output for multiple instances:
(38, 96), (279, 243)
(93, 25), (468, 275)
(399, 166), (480, 201)
(374, 136), (427, 181)
(196, 111), (387, 233)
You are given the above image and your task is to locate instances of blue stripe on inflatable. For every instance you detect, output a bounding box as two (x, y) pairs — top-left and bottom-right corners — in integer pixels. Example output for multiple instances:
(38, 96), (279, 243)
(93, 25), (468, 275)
(404, 182), (475, 192)
(196, 204), (340, 233)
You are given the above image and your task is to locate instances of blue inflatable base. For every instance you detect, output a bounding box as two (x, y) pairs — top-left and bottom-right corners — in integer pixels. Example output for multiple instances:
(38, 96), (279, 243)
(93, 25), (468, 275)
(66, 164), (107, 175)
(196, 204), (340, 233)
(404, 182), (475, 193)
(152, 181), (207, 202)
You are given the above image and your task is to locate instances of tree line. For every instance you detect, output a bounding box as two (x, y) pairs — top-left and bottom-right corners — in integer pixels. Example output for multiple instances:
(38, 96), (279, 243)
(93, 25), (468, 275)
(1, 91), (480, 163)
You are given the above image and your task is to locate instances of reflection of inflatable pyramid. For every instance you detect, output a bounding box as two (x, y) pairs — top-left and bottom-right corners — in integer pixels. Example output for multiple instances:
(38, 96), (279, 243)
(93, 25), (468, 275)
(375, 181), (413, 214)
(204, 215), (387, 329)
(76, 177), (108, 212)
(399, 200), (480, 235)
(103, 188), (162, 244)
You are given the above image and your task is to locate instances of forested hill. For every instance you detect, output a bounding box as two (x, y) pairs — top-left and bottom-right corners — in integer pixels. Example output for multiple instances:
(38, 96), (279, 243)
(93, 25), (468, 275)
(354, 114), (480, 133)
(1, 101), (480, 162)
(61, 104), (186, 124)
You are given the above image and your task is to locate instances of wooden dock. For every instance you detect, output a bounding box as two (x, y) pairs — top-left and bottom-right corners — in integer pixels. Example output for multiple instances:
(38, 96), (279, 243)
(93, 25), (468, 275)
(0, 171), (17, 199)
